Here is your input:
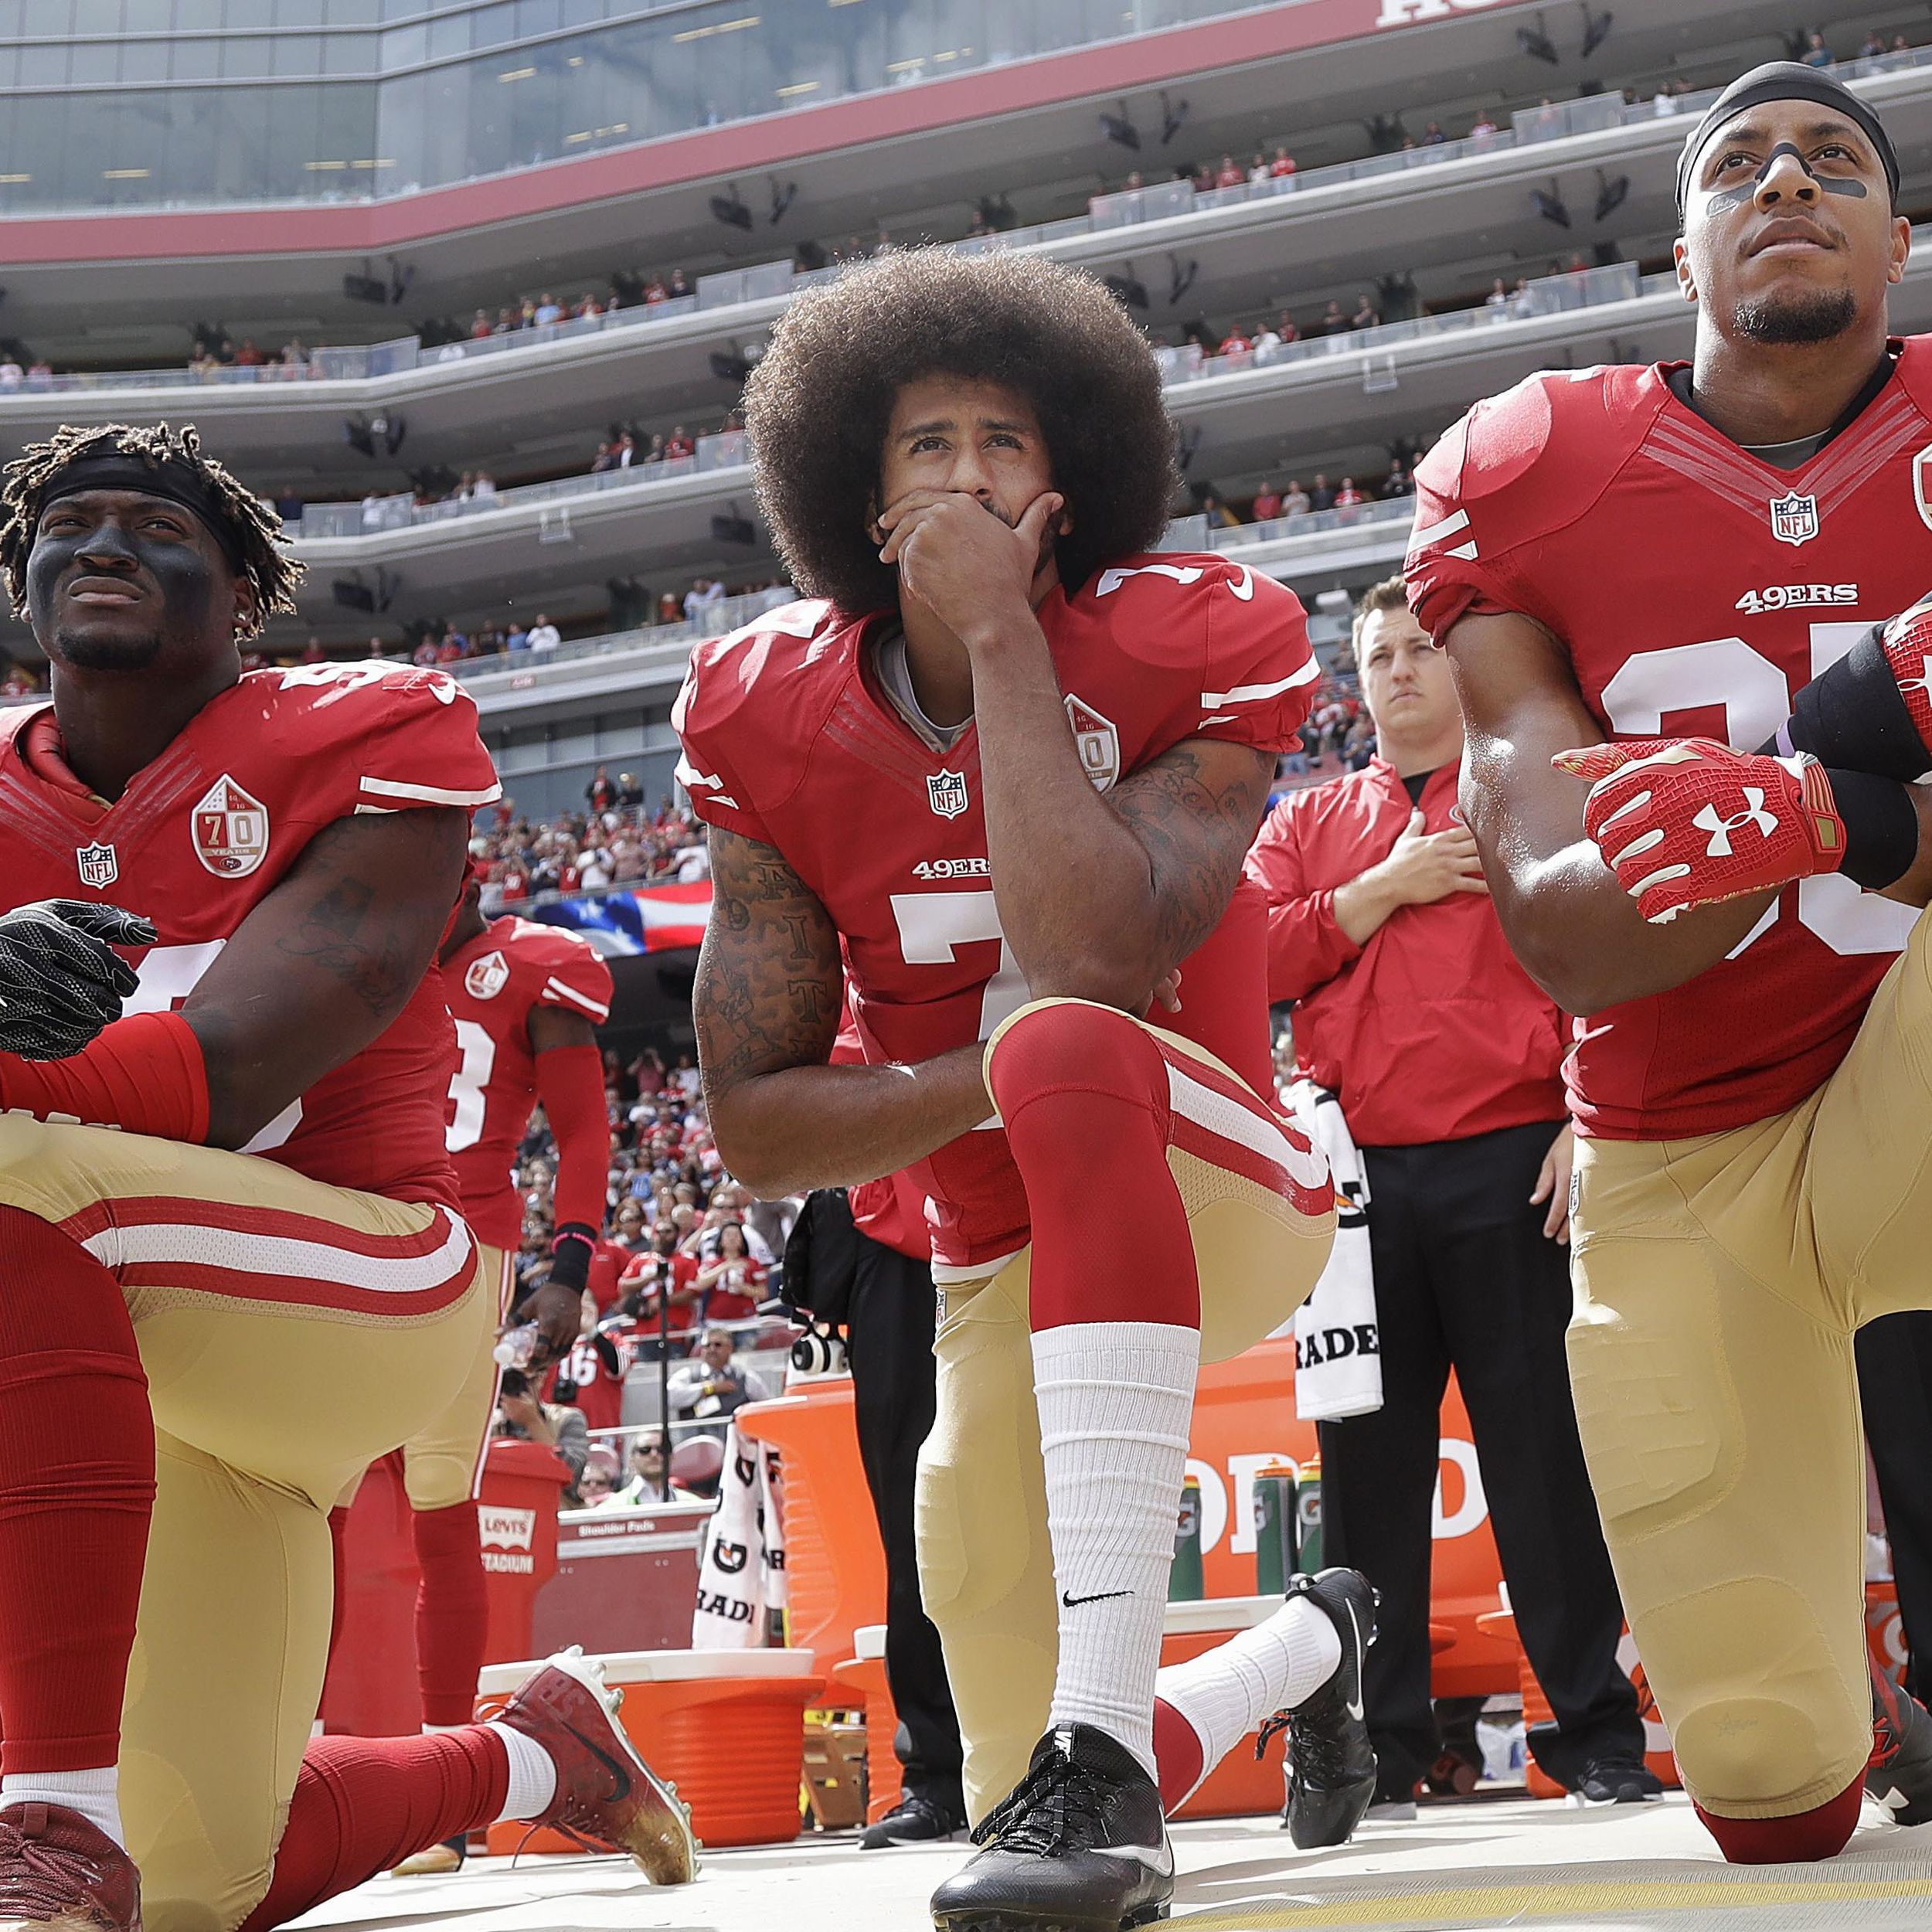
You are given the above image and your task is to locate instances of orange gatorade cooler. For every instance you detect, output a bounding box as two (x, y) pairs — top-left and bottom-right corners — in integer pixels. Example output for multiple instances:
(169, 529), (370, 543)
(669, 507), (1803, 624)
(831, 1624), (906, 1824)
(478, 1648), (824, 1851)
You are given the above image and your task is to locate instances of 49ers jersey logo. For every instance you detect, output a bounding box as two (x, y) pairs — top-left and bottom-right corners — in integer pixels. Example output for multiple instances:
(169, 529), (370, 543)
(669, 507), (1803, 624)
(464, 949), (511, 999)
(190, 774), (270, 878)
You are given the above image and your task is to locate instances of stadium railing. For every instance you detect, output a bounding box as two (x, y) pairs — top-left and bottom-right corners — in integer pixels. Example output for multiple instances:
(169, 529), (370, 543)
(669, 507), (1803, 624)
(15, 44), (1928, 406)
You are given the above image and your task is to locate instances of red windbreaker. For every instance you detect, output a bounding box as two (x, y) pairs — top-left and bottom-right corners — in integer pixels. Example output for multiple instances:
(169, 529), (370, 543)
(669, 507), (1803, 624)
(1244, 759), (1565, 1147)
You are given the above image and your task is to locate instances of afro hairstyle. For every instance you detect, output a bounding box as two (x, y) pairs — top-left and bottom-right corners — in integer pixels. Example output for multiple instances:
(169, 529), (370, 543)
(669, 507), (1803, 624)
(743, 247), (1179, 616)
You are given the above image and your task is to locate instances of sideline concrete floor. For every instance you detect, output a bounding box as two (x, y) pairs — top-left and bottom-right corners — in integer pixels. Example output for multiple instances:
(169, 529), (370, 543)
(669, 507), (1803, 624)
(287, 1794), (1932, 1932)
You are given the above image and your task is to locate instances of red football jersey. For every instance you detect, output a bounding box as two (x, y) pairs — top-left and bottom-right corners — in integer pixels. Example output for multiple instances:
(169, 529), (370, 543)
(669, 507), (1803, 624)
(443, 916), (615, 1250)
(548, 1319), (637, 1435)
(673, 554), (1318, 1275)
(0, 662), (500, 1204)
(1406, 349), (1930, 1138)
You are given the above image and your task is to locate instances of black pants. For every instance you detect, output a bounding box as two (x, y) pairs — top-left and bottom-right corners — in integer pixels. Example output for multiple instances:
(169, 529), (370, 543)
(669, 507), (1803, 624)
(1858, 1311), (1932, 1708)
(795, 1192), (964, 1808)
(1318, 1119), (1643, 1794)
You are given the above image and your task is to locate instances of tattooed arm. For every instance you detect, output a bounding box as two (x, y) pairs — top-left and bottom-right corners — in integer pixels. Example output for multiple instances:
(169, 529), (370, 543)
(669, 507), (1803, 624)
(180, 806), (469, 1148)
(694, 825), (992, 1198)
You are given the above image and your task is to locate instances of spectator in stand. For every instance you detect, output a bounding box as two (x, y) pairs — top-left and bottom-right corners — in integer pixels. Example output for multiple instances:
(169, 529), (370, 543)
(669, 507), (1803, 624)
(1196, 490), (1242, 529)
(617, 771), (645, 811)
(234, 338), (266, 367)
(1468, 108), (1498, 145)
(664, 424), (696, 461)
(535, 292), (564, 325)
(1281, 478), (1312, 517)
(0, 356), (20, 392)
(1250, 478), (1284, 522)
(696, 1222), (768, 1323)
(1382, 459), (1413, 499)
(471, 471), (497, 502)
(668, 1326), (774, 1431)
(1251, 319), (1284, 364)
(1351, 293), (1381, 332)
(1334, 476), (1366, 516)
(274, 485), (303, 522)
(587, 767), (616, 814)
(591, 439), (617, 474)
(1320, 299), (1350, 335)
(471, 308), (494, 339)
(621, 1217), (702, 1349)
(1214, 153), (1244, 188)
(667, 269), (692, 300)
(1218, 321), (1253, 367)
(1421, 120), (1447, 145)
(1275, 309), (1301, 345)
(1485, 277), (1512, 312)
(1801, 29), (1832, 68)
(526, 614), (562, 654)
(493, 1366), (590, 1495)
(1270, 144), (1298, 179)
(614, 1431), (697, 1506)
(360, 490), (386, 531)
(1308, 473), (1337, 512)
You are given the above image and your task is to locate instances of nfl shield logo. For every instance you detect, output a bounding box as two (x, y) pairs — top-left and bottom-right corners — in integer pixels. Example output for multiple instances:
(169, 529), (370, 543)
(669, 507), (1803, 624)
(464, 949), (511, 1000)
(1064, 695), (1121, 791)
(190, 773), (270, 878)
(76, 842), (118, 889)
(927, 770), (969, 819)
(1769, 490), (1818, 547)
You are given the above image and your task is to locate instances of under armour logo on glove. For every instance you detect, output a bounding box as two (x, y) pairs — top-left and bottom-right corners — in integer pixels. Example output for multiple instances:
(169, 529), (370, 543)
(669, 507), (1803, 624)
(1692, 792), (1778, 857)
(1553, 737), (1845, 925)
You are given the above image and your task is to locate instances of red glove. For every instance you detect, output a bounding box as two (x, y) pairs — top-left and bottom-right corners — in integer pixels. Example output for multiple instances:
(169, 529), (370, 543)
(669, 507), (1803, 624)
(1553, 737), (1846, 924)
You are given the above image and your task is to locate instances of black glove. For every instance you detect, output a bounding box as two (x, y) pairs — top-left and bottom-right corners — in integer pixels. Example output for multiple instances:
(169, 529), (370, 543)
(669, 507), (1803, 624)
(546, 1219), (598, 1295)
(0, 900), (156, 1062)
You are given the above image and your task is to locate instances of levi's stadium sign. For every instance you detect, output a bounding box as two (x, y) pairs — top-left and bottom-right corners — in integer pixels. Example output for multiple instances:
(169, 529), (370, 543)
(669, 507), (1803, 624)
(1375, 0), (1522, 26)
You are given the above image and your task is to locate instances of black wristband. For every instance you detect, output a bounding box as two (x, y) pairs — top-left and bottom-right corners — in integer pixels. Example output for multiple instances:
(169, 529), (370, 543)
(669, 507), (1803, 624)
(546, 1221), (597, 1294)
(1767, 628), (1930, 782)
(1824, 766), (1920, 890)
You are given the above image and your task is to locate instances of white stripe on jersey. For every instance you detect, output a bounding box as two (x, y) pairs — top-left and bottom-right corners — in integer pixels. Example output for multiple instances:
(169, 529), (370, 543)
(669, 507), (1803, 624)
(1410, 507), (1479, 560)
(359, 775), (505, 807)
(1201, 657), (1321, 709)
(82, 1207), (475, 1295)
(544, 975), (611, 1022)
(674, 753), (739, 808)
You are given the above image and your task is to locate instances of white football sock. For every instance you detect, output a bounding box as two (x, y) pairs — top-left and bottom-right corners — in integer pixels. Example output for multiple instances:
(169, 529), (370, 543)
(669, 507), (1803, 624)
(1033, 1320), (1200, 1780)
(1155, 1597), (1342, 1799)
(485, 1721), (559, 1822)
(1, 1767), (123, 1846)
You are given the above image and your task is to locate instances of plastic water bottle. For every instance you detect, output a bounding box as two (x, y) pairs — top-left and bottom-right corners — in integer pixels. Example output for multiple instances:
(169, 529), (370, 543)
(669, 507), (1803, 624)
(492, 1322), (541, 1370)
(1253, 1464), (1299, 1595)
(1168, 1476), (1205, 1601)
(1295, 1457), (1323, 1574)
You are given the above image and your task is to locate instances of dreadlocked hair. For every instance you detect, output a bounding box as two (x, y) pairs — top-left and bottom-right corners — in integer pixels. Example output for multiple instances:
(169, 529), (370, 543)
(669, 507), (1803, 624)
(744, 248), (1179, 616)
(0, 422), (303, 639)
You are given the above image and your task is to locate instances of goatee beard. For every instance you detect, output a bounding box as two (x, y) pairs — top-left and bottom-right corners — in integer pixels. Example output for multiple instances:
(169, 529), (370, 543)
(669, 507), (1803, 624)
(1735, 285), (1858, 345)
(53, 628), (165, 672)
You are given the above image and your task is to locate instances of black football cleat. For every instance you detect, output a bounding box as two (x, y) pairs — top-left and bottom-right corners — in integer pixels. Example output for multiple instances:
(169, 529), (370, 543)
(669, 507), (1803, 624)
(1262, 1567), (1379, 1850)
(929, 1725), (1172, 1931)
(862, 1787), (968, 1849)
(1869, 1670), (1932, 1825)
(1566, 1757), (1665, 1805)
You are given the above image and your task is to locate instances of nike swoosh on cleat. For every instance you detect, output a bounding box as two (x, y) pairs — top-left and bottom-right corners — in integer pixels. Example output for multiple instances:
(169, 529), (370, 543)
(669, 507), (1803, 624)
(559, 1719), (634, 1805)
(1343, 1602), (1366, 1723)
(1091, 1841), (1175, 1878)
(1062, 1589), (1133, 1607)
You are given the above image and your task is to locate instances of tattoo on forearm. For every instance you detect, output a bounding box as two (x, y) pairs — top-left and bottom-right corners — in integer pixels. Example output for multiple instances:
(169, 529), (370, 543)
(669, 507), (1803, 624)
(1110, 741), (1275, 968)
(695, 830), (838, 1099)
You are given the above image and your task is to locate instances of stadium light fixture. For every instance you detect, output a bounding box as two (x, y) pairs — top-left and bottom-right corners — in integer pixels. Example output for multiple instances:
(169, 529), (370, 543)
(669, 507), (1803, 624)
(709, 341), (757, 382)
(343, 416), (376, 458)
(1100, 101), (1141, 150)
(1517, 15), (1560, 64)
(768, 176), (798, 223)
(709, 185), (753, 232)
(1532, 182), (1572, 226)
(1594, 168), (1629, 221)
(1159, 90), (1189, 145)
(1175, 424), (1203, 474)
(1104, 265), (1151, 310)
(1580, 5), (1612, 57)
(1166, 255), (1198, 305)
(711, 503), (758, 546)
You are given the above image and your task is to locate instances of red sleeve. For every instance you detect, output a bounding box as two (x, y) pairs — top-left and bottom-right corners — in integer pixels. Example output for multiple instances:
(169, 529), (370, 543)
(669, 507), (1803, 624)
(534, 1043), (611, 1233)
(1195, 559), (1321, 753)
(279, 665), (502, 821)
(0, 1010), (209, 1143)
(533, 937), (614, 1026)
(1243, 803), (1363, 1005)
(1403, 376), (1572, 645)
(671, 637), (774, 843)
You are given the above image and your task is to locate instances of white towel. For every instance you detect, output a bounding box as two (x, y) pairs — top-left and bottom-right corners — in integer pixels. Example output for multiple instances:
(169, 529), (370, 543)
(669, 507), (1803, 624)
(1282, 1080), (1383, 1420)
(692, 1423), (787, 1646)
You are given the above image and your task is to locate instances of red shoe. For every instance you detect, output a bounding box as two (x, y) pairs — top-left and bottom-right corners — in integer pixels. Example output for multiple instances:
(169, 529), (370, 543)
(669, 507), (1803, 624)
(0, 1804), (140, 1932)
(495, 1648), (699, 1884)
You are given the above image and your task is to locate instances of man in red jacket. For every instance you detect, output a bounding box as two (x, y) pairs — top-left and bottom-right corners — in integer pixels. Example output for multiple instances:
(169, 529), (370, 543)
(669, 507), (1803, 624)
(1245, 578), (1645, 1811)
